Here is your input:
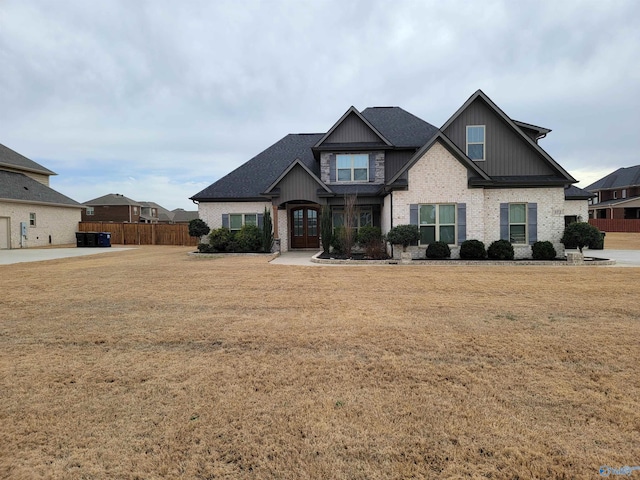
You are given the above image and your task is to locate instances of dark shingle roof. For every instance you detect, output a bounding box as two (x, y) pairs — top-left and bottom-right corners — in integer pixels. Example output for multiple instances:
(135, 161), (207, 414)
(585, 165), (640, 191)
(0, 143), (56, 175)
(565, 185), (596, 200)
(360, 107), (438, 148)
(172, 209), (199, 222)
(0, 170), (82, 207)
(329, 184), (383, 196)
(84, 193), (141, 206)
(191, 133), (323, 200)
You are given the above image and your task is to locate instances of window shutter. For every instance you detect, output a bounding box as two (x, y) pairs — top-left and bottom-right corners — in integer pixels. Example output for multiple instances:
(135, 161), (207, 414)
(329, 154), (336, 182)
(369, 154), (376, 182)
(222, 214), (229, 229)
(528, 203), (537, 244)
(257, 213), (264, 229)
(457, 203), (466, 244)
(500, 203), (509, 241)
(410, 204), (418, 225)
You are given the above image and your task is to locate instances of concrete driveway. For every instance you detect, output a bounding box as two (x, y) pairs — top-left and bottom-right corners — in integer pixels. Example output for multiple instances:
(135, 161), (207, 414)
(0, 247), (134, 265)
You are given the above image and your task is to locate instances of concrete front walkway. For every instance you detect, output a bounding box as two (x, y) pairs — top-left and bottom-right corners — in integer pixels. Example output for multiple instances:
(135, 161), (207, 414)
(269, 250), (321, 266)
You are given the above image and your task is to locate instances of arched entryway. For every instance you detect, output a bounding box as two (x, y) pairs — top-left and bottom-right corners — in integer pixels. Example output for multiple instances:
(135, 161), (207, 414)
(290, 206), (319, 249)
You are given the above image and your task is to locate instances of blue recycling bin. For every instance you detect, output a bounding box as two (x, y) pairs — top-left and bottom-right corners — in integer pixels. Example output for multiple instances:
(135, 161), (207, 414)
(97, 232), (111, 247)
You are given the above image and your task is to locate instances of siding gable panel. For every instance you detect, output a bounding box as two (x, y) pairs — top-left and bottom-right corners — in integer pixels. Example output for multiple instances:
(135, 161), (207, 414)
(443, 98), (556, 177)
(273, 164), (324, 204)
(323, 112), (386, 144)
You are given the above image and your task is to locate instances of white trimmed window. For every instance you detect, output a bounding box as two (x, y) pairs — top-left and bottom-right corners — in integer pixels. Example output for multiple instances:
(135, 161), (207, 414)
(466, 125), (485, 161)
(29, 212), (36, 227)
(622, 189), (627, 199)
(509, 203), (527, 244)
(419, 204), (456, 245)
(86, 207), (94, 216)
(336, 154), (368, 182)
(229, 213), (257, 231)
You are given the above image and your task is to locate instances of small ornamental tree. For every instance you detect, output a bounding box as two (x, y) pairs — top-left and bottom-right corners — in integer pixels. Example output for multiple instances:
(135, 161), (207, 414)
(188, 218), (210, 239)
(561, 222), (602, 253)
(386, 225), (420, 252)
(262, 207), (274, 253)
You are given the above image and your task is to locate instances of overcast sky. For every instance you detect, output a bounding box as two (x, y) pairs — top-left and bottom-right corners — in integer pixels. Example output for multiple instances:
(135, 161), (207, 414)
(1, 0), (639, 210)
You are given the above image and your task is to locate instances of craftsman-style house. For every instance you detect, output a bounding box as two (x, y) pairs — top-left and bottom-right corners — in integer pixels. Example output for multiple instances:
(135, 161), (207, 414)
(191, 90), (589, 258)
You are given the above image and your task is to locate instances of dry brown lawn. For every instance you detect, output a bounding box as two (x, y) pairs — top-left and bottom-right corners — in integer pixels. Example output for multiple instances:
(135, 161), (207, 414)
(602, 232), (640, 250)
(1, 246), (639, 479)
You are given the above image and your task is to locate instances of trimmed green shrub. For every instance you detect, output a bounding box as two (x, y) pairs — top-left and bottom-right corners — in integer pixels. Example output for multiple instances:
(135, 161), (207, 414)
(357, 226), (382, 246)
(189, 218), (210, 238)
(208, 227), (234, 252)
(561, 222), (602, 253)
(488, 239), (514, 260)
(460, 239), (487, 260)
(532, 241), (557, 260)
(357, 226), (386, 259)
(590, 231), (605, 250)
(386, 224), (420, 251)
(234, 224), (262, 252)
(197, 243), (214, 253)
(425, 241), (451, 259)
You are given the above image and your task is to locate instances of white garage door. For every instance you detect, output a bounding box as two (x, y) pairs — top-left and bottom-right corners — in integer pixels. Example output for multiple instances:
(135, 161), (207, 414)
(0, 217), (10, 249)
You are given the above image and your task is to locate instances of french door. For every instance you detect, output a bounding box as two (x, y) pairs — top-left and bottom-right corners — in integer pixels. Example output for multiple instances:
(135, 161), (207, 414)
(290, 207), (319, 249)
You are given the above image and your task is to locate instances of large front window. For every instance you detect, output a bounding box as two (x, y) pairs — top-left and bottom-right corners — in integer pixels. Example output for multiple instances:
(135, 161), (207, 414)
(509, 203), (527, 244)
(332, 207), (373, 232)
(466, 125), (485, 161)
(419, 204), (456, 245)
(229, 213), (257, 231)
(337, 154), (368, 182)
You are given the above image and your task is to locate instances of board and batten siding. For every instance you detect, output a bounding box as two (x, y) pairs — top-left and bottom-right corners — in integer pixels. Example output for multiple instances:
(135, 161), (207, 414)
(443, 98), (556, 177)
(323, 112), (386, 144)
(272, 164), (325, 205)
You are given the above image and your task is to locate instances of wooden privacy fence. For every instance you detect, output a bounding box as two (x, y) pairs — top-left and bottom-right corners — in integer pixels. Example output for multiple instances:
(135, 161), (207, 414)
(589, 219), (640, 233)
(79, 222), (199, 246)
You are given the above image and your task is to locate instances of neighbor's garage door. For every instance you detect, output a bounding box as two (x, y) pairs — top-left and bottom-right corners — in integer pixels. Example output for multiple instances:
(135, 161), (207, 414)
(0, 217), (10, 249)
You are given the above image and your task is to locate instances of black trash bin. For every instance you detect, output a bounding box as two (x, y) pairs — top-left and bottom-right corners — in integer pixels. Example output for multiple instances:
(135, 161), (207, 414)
(97, 232), (111, 248)
(85, 232), (98, 247)
(75, 232), (87, 247)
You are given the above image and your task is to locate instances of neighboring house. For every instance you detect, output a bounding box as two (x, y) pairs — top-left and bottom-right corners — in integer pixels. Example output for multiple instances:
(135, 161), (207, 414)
(139, 202), (160, 223)
(0, 143), (83, 249)
(191, 90), (590, 258)
(171, 208), (199, 223)
(585, 165), (640, 219)
(82, 194), (142, 222)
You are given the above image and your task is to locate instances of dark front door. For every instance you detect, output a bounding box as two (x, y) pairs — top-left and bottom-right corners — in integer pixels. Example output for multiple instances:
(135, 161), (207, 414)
(291, 207), (319, 249)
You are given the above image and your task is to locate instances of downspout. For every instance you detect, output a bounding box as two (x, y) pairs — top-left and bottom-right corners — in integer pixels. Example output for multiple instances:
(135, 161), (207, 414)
(129, 205), (132, 223)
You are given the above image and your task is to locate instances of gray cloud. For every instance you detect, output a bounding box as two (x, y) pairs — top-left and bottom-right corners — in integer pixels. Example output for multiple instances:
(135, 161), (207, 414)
(1, 0), (639, 209)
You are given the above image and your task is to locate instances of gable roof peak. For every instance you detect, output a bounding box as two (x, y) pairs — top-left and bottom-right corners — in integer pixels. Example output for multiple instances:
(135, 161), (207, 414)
(313, 106), (392, 148)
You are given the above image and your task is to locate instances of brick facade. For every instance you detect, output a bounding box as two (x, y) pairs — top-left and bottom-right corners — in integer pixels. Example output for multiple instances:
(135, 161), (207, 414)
(0, 201), (81, 248)
(391, 141), (568, 259)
